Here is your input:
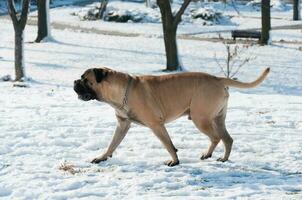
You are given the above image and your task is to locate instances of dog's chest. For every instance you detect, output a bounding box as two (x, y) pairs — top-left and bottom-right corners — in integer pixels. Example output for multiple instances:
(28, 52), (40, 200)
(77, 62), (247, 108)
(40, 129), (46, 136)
(115, 108), (145, 126)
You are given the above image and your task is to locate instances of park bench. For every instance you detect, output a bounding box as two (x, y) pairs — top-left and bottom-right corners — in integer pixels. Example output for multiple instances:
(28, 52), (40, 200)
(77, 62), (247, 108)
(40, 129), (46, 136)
(231, 30), (261, 40)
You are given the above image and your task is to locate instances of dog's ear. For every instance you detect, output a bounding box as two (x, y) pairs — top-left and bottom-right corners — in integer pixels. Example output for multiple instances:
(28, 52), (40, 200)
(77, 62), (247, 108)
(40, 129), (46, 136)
(93, 68), (108, 83)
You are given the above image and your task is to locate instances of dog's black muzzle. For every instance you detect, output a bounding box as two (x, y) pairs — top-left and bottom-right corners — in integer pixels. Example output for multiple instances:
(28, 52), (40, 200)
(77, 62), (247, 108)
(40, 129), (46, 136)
(73, 79), (97, 101)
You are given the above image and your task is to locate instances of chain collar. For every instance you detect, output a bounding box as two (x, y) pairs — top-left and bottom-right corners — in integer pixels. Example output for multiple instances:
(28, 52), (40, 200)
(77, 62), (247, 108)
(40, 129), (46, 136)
(121, 77), (133, 110)
(111, 77), (133, 112)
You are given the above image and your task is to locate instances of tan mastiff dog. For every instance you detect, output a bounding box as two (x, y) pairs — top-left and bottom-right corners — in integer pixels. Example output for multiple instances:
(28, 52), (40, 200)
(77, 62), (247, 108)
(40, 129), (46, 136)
(74, 67), (270, 166)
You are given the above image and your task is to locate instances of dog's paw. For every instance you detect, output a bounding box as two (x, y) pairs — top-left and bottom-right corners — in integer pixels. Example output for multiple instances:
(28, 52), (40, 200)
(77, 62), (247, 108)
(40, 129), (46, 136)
(91, 156), (108, 164)
(164, 160), (179, 167)
(200, 153), (212, 160)
(216, 157), (228, 162)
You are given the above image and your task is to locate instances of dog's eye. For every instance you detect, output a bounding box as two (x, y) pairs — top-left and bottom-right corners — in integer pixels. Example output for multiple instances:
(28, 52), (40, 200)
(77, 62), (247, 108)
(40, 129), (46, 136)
(84, 79), (93, 86)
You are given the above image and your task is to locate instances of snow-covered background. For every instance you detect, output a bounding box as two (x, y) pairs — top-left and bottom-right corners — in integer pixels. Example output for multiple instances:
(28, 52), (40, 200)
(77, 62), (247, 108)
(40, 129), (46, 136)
(0, 0), (302, 199)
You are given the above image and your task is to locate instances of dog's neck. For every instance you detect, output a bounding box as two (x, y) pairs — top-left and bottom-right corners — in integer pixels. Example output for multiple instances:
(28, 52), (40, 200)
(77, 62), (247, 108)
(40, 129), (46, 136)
(98, 71), (132, 111)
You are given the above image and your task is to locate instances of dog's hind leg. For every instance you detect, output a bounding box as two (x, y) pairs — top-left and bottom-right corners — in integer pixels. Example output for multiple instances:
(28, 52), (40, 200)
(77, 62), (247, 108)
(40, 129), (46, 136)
(214, 110), (233, 162)
(191, 117), (220, 160)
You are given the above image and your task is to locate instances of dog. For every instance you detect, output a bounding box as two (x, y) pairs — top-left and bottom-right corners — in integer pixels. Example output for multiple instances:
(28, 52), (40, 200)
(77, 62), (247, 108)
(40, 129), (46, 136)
(74, 67), (270, 166)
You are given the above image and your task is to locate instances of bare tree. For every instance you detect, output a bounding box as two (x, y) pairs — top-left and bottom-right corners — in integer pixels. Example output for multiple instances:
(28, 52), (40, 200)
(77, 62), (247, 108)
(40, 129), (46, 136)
(157, 0), (192, 71)
(215, 35), (255, 79)
(7, 0), (30, 81)
(35, 0), (51, 42)
(215, 45), (255, 79)
(260, 0), (271, 45)
(98, 0), (109, 19)
(293, 0), (301, 20)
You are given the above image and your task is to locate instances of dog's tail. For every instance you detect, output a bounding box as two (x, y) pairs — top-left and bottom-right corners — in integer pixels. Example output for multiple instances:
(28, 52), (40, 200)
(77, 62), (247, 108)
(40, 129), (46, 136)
(219, 68), (270, 89)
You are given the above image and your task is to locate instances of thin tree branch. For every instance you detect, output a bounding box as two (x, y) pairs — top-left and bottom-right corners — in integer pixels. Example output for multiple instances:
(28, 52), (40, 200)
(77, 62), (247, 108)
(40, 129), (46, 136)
(231, 58), (249, 78)
(6, 0), (18, 26)
(214, 53), (227, 77)
(173, 0), (191, 26)
(230, 0), (240, 15)
(20, 0), (30, 30)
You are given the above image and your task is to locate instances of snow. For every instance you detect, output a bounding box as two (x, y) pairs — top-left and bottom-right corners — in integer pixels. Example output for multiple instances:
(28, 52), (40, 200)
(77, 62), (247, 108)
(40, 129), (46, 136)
(33, 1), (302, 38)
(72, 1), (232, 25)
(1, 1), (302, 199)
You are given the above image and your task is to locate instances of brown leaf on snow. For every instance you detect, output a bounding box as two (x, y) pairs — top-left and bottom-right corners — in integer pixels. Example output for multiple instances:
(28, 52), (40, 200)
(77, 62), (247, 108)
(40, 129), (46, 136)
(58, 163), (79, 175)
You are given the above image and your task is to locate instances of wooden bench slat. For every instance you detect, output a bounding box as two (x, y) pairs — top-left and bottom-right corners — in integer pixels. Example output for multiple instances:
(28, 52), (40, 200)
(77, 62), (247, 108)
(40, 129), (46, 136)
(231, 30), (261, 40)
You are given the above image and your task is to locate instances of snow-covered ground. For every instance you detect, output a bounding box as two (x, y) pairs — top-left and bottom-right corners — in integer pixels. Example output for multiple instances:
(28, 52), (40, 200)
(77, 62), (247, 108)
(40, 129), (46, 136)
(1, 1), (302, 199)
(40, 1), (302, 37)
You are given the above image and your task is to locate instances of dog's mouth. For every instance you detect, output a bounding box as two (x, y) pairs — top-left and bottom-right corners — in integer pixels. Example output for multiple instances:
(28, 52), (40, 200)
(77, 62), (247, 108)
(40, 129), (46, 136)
(78, 93), (93, 101)
(74, 79), (97, 101)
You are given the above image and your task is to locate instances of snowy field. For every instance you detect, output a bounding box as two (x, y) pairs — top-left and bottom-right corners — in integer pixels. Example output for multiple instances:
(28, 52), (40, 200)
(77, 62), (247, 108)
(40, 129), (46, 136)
(1, 1), (302, 199)
(29, 1), (302, 37)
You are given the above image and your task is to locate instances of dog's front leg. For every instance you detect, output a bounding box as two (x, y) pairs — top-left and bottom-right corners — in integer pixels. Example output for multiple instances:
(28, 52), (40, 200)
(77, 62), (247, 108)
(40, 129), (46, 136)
(91, 116), (131, 164)
(150, 124), (179, 167)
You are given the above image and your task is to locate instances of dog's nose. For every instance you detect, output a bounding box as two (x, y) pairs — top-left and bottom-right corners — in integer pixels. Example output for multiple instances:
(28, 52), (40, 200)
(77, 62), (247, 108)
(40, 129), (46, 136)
(74, 80), (80, 85)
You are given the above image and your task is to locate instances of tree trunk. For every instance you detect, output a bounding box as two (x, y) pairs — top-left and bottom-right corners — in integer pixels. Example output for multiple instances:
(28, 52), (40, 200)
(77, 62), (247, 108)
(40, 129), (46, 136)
(157, 0), (179, 71)
(293, 0), (301, 20)
(157, 0), (191, 71)
(15, 29), (25, 80)
(7, 0), (30, 81)
(260, 0), (271, 45)
(35, 0), (51, 42)
(99, 0), (108, 19)
(163, 26), (180, 71)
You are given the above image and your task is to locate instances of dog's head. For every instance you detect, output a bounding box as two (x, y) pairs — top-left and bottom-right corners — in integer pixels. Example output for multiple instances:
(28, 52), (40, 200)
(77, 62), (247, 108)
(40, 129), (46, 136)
(73, 68), (109, 101)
